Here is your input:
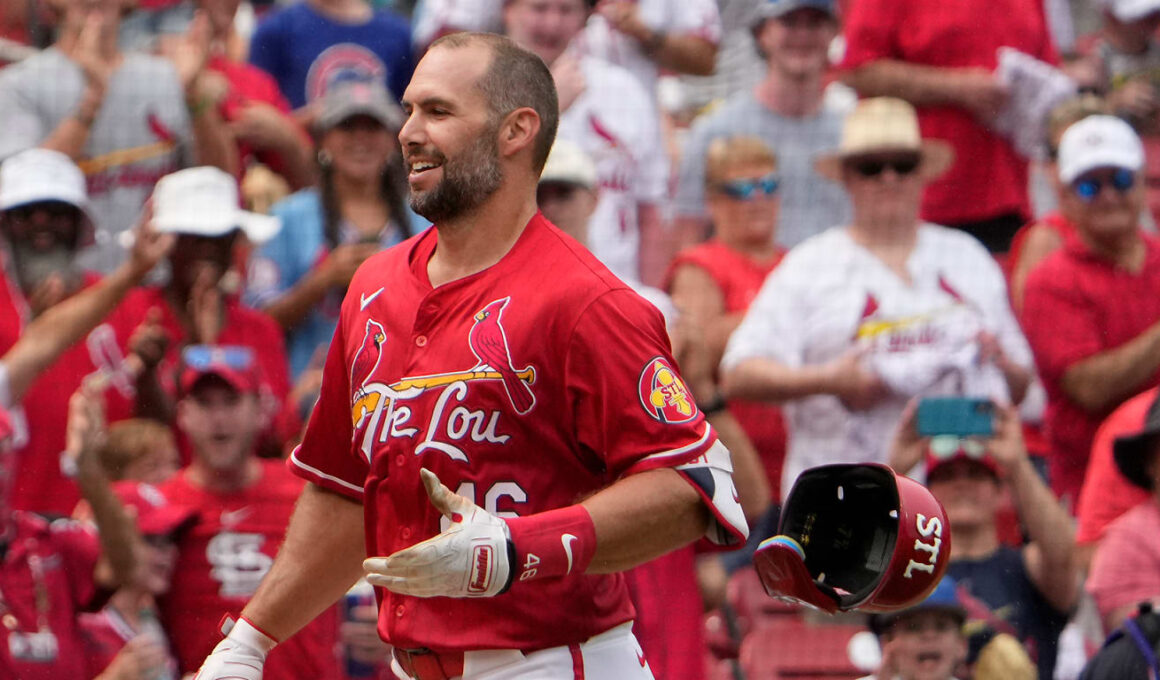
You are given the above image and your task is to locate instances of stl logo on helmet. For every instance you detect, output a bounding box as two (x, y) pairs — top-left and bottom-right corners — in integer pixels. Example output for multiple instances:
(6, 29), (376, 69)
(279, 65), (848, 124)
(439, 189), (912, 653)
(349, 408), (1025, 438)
(902, 513), (943, 579)
(638, 357), (697, 424)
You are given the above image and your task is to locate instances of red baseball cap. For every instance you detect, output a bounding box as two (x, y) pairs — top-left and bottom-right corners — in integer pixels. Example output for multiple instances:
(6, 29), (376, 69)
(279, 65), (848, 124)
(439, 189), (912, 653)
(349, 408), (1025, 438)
(112, 481), (198, 537)
(179, 345), (259, 396)
(925, 435), (1002, 481)
(753, 463), (951, 613)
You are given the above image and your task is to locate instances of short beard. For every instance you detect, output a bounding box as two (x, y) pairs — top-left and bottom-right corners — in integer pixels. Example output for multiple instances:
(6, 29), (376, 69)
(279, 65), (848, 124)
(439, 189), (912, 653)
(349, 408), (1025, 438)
(409, 127), (504, 224)
(11, 244), (81, 295)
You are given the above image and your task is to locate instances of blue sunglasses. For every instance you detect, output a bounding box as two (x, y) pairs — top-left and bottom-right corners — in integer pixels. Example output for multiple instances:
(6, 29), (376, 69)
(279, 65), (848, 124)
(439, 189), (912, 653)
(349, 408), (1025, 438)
(182, 345), (255, 372)
(716, 173), (780, 200)
(1073, 168), (1136, 202)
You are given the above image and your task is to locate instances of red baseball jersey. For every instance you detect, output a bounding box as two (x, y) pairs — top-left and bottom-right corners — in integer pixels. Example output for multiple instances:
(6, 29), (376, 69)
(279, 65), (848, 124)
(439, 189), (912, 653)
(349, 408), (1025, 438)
(157, 460), (341, 678)
(0, 512), (103, 680)
(290, 214), (720, 651)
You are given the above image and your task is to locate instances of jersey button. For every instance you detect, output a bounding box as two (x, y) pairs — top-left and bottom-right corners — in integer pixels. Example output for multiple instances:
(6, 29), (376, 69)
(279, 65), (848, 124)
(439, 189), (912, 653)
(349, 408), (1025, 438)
(415, 335), (428, 347)
(395, 605), (406, 617)
(401, 527), (412, 540)
(395, 454), (405, 467)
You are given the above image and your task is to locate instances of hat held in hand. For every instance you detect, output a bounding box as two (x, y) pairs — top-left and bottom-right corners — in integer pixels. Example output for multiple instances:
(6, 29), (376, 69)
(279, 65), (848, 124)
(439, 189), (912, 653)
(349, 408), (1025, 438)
(754, 463), (951, 613)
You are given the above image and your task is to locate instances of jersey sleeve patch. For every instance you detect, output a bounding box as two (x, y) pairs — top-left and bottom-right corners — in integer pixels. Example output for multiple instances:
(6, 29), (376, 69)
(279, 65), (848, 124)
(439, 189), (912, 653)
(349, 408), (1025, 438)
(637, 357), (698, 424)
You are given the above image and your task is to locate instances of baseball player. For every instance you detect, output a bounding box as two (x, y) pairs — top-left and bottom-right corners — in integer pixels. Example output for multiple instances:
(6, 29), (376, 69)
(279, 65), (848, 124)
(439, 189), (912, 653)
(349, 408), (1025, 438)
(194, 32), (747, 680)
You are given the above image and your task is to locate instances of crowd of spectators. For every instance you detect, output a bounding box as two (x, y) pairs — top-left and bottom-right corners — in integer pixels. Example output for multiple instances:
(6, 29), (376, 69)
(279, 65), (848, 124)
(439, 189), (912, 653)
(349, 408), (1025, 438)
(3, 0), (1160, 678)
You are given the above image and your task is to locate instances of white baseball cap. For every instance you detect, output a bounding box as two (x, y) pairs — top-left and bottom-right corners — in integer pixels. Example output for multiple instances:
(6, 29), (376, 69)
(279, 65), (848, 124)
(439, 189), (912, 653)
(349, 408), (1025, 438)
(151, 167), (280, 244)
(1097, 0), (1160, 22)
(1057, 115), (1144, 183)
(0, 148), (96, 246)
(539, 140), (597, 189)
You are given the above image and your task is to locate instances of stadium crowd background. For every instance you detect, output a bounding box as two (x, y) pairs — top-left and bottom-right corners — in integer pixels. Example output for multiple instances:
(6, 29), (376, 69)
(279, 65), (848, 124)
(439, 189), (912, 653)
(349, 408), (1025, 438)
(1, 0), (1160, 678)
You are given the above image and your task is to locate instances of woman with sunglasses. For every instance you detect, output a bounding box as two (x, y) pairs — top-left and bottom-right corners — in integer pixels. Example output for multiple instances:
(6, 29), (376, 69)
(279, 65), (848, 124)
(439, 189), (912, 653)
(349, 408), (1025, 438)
(721, 98), (1034, 503)
(665, 136), (788, 501)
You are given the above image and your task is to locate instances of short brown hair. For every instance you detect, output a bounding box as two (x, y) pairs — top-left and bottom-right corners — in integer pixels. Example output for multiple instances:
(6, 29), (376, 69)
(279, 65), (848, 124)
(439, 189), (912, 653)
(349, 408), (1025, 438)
(705, 136), (778, 187)
(429, 32), (560, 172)
(99, 419), (176, 481)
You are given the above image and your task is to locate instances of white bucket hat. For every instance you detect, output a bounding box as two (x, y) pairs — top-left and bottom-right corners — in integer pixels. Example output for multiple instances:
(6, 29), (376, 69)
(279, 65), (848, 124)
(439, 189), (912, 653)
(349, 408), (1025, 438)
(814, 97), (955, 183)
(0, 148), (96, 247)
(151, 167), (280, 244)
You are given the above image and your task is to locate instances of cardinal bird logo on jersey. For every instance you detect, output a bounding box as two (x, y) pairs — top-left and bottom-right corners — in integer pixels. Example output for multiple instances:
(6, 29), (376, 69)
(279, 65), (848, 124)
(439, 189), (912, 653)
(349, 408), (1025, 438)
(638, 357), (697, 424)
(351, 319), (387, 427)
(468, 297), (536, 415)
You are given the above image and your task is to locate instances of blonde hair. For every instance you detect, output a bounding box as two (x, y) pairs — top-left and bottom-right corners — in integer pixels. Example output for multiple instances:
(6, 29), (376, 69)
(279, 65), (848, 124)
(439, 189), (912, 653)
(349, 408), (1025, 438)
(99, 419), (176, 481)
(1046, 95), (1108, 157)
(704, 136), (777, 187)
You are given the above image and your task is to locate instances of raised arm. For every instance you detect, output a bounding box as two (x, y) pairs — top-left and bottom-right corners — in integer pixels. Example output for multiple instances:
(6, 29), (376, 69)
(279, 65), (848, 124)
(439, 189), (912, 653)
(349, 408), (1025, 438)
(2, 216), (174, 403)
(989, 406), (1078, 613)
(66, 382), (143, 590)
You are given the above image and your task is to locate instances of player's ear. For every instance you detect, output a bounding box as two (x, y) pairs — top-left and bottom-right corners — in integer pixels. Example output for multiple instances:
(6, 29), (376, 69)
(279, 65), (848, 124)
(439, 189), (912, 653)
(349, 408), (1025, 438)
(497, 107), (541, 164)
(175, 398), (192, 435)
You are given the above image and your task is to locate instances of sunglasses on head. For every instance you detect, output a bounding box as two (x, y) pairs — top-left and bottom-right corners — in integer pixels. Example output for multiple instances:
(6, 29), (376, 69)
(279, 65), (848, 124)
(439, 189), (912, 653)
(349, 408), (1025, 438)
(715, 173), (780, 200)
(1073, 168), (1136, 202)
(929, 435), (986, 461)
(182, 345), (255, 372)
(847, 156), (921, 178)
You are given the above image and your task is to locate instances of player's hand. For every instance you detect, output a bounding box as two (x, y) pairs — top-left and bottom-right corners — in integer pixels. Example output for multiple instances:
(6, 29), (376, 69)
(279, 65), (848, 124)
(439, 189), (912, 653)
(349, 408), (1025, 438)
(188, 263), (223, 345)
(26, 274), (68, 318)
(193, 618), (275, 680)
(126, 202), (177, 279)
(363, 468), (513, 598)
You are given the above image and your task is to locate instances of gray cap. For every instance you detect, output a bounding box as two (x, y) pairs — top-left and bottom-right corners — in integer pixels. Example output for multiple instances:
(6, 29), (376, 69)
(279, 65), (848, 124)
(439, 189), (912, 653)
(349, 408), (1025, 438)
(752, 0), (838, 27)
(316, 80), (404, 133)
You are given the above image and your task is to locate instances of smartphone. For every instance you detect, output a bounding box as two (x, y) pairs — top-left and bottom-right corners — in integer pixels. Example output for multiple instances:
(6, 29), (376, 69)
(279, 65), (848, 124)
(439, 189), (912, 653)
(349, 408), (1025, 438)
(915, 397), (995, 437)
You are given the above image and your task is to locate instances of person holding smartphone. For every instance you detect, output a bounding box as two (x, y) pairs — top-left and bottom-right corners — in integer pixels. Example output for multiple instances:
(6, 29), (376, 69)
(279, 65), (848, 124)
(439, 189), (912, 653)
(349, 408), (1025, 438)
(888, 400), (1077, 680)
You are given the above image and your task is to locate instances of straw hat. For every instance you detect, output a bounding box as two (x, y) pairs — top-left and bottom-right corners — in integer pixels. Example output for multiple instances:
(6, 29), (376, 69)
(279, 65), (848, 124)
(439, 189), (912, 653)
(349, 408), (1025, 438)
(815, 97), (954, 182)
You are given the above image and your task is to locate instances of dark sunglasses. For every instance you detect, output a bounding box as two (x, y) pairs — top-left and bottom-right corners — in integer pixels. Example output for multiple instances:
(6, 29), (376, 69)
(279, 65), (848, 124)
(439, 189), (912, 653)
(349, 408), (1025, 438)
(848, 156), (921, 178)
(715, 173), (780, 200)
(1073, 168), (1136, 202)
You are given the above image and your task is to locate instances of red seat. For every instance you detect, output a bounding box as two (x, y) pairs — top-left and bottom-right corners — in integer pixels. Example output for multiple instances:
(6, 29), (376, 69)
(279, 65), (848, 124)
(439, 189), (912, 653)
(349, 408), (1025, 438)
(739, 618), (867, 680)
(728, 567), (801, 633)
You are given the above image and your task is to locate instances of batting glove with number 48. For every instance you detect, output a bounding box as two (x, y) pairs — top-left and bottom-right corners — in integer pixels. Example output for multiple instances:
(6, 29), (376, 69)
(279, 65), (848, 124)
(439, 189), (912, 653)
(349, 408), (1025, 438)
(364, 468), (514, 598)
(193, 617), (277, 680)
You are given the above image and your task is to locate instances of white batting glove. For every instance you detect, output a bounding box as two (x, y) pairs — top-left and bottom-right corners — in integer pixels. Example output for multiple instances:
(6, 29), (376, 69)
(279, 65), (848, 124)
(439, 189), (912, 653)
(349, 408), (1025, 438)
(193, 617), (277, 680)
(364, 468), (513, 598)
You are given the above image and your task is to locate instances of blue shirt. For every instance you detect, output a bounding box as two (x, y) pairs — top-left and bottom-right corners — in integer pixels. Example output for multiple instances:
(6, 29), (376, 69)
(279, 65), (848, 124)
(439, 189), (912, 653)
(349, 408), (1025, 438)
(248, 2), (414, 108)
(245, 189), (409, 380)
(948, 547), (1068, 680)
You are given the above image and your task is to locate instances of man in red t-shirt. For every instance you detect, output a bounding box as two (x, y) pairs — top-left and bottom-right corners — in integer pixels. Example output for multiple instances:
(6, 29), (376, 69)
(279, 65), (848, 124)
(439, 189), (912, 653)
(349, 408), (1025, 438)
(1022, 115), (1160, 505)
(194, 33), (748, 680)
(97, 167), (293, 452)
(840, 0), (1058, 252)
(158, 349), (341, 678)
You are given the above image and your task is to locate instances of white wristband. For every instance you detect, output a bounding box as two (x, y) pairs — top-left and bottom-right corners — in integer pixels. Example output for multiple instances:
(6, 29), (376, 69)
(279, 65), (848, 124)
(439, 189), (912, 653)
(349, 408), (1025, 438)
(226, 617), (279, 657)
